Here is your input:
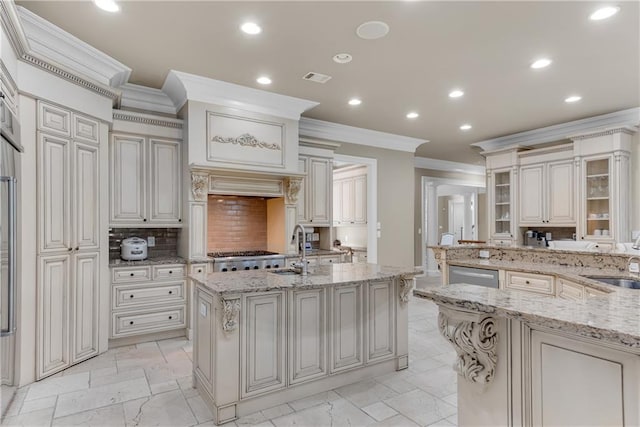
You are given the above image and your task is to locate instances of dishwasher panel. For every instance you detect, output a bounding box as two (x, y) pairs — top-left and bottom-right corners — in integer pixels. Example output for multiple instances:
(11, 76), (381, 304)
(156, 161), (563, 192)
(448, 266), (499, 288)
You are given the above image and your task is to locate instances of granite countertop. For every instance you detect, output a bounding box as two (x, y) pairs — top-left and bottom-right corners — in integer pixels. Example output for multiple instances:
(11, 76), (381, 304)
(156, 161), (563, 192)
(414, 283), (640, 349)
(429, 244), (636, 258)
(109, 256), (187, 267)
(444, 258), (639, 294)
(191, 263), (421, 296)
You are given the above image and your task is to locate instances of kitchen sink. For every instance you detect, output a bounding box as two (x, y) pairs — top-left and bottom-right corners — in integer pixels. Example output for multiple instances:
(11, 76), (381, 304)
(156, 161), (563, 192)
(585, 276), (640, 289)
(269, 269), (301, 276)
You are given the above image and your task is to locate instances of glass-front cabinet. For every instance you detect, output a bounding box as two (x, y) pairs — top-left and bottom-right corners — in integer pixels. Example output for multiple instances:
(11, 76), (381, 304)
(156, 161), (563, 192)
(488, 167), (516, 244)
(583, 157), (612, 240)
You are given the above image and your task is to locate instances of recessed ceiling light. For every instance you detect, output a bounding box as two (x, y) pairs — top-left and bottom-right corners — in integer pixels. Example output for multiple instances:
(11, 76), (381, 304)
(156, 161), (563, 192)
(590, 6), (620, 20)
(565, 95), (582, 103)
(531, 58), (552, 69)
(449, 89), (464, 98)
(348, 98), (362, 106)
(93, 0), (119, 12)
(333, 53), (353, 64)
(460, 124), (472, 131)
(356, 21), (390, 39)
(240, 22), (262, 35)
(256, 76), (272, 85)
(406, 112), (419, 119)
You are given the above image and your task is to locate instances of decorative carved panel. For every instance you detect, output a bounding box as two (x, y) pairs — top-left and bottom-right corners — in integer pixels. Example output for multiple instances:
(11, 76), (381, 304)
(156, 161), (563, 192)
(222, 298), (241, 332)
(284, 177), (303, 205)
(191, 172), (209, 202)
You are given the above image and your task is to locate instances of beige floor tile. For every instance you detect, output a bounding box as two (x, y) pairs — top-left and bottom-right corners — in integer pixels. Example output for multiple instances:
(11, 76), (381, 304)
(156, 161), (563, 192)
(260, 403), (293, 420)
(90, 367), (118, 380)
(334, 379), (398, 408)
(19, 396), (57, 415)
(384, 389), (456, 427)
(176, 376), (199, 399)
(373, 414), (420, 427)
(61, 355), (117, 377)
(288, 390), (341, 412)
(404, 366), (457, 398)
(149, 380), (179, 395)
(26, 373), (90, 402)
(441, 393), (457, 408)
(427, 419), (456, 427)
(144, 358), (192, 386)
(446, 413), (457, 425)
(54, 377), (150, 418)
(51, 403), (125, 426)
(408, 357), (447, 374)
(122, 390), (196, 427)
(235, 411), (267, 426)
(89, 368), (145, 388)
(361, 401), (398, 421)
(271, 399), (376, 427)
(4, 387), (28, 417)
(186, 394), (214, 423)
(2, 407), (55, 427)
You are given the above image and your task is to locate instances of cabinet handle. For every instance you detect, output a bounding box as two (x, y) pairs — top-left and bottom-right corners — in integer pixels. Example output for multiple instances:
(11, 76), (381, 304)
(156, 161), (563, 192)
(168, 316), (173, 320)
(129, 321), (134, 325)
(129, 294), (134, 298)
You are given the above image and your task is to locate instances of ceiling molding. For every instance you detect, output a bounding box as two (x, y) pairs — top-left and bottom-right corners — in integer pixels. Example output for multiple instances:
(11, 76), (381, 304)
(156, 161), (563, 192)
(162, 70), (319, 120)
(299, 117), (426, 153)
(569, 125), (638, 141)
(299, 137), (341, 151)
(120, 83), (178, 115)
(472, 107), (640, 152)
(16, 6), (131, 87)
(113, 109), (183, 129)
(414, 156), (485, 176)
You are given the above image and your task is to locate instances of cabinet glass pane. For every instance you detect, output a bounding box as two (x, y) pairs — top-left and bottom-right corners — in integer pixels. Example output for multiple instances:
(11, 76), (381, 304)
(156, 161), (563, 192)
(585, 159), (610, 237)
(494, 172), (511, 235)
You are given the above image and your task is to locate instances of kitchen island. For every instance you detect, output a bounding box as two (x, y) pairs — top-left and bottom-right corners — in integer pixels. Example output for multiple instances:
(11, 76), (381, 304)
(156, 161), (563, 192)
(190, 263), (420, 424)
(414, 283), (640, 426)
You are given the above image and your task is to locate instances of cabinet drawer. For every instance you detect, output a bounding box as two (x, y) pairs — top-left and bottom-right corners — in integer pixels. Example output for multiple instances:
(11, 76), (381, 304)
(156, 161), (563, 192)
(152, 264), (186, 280)
(505, 271), (555, 295)
(556, 279), (584, 301)
(319, 255), (341, 265)
(189, 263), (207, 275)
(111, 266), (151, 283)
(112, 281), (186, 309)
(38, 101), (71, 136)
(112, 306), (186, 337)
(73, 115), (99, 143)
(585, 286), (608, 297)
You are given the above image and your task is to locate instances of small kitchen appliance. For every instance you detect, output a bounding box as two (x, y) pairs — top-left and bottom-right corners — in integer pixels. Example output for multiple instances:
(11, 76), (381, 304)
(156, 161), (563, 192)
(121, 237), (148, 260)
(524, 231), (547, 247)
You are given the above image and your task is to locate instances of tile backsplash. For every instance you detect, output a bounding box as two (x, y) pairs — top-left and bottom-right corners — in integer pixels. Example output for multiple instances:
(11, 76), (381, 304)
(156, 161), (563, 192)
(109, 228), (180, 260)
(208, 195), (268, 252)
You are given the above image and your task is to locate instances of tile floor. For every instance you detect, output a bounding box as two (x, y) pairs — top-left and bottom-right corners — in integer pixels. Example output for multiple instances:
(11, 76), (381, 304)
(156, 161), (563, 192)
(2, 277), (457, 427)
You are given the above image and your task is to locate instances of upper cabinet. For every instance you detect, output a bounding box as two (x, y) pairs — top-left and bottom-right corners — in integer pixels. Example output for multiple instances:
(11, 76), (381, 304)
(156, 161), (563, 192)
(485, 149), (519, 244)
(333, 167), (367, 226)
(109, 111), (184, 227)
(296, 154), (331, 226)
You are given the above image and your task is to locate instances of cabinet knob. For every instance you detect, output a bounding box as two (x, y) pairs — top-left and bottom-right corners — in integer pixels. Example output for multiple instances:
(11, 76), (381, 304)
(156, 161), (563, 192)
(130, 273), (134, 277)
(169, 271), (173, 274)
(129, 295), (134, 298)
(75, 247), (79, 251)
(68, 248), (73, 252)
(168, 316), (173, 320)
(168, 290), (173, 294)
(525, 280), (530, 285)
(178, 219), (182, 222)
(143, 218), (147, 222)
(197, 269), (202, 273)
(129, 321), (134, 325)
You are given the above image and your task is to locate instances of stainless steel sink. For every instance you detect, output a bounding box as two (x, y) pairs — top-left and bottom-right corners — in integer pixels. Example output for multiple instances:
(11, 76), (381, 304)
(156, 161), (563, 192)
(586, 276), (640, 289)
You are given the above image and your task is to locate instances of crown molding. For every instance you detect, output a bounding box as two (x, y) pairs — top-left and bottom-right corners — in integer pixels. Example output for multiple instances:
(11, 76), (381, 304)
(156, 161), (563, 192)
(162, 70), (319, 120)
(299, 137), (341, 151)
(472, 107), (640, 152)
(414, 156), (485, 176)
(569, 125), (638, 141)
(120, 83), (177, 115)
(113, 109), (183, 129)
(299, 117), (426, 153)
(16, 6), (131, 88)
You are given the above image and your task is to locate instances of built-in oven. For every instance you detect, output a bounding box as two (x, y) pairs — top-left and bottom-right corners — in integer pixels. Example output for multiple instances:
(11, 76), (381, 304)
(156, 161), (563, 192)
(448, 265), (499, 288)
(209, 251), (285, 272)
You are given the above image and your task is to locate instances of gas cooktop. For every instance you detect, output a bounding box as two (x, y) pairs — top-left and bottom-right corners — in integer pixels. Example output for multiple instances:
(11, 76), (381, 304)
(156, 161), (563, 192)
(208, 250), (279, 258)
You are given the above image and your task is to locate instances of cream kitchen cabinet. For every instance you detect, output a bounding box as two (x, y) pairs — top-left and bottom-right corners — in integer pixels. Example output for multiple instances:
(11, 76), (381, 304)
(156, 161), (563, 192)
(365, 280), (395, 363)
(110, 264), (187, 340)
(330, 283), (363, 372)
(36, 101), (104, 379)
(519, 160), (575, 226)
(333, 169), (367, 226)
(110, 134), (182, 226)
(487, 168), (516, 244)
(297, 155), (331, 225)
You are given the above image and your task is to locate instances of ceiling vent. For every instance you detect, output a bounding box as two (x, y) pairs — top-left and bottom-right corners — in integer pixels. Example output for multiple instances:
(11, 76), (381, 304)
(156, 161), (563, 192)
(302, 72), (332, 84)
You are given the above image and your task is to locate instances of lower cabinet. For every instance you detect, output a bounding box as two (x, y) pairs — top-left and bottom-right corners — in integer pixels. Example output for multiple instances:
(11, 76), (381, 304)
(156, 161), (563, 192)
(504, 271), (555, 296)
(556, 278), (584, 300)
(38, 252), (99, 378)
(366, 280), (395, 362)
(330, 284), (363, 372)
(110, 264), (187, 339)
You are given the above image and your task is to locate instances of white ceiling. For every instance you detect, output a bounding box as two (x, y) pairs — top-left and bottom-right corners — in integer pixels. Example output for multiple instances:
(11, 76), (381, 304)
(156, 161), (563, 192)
(16, 1), (640, 164)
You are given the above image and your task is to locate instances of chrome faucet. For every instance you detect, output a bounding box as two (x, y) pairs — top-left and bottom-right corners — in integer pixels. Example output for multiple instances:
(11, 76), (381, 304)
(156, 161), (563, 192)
(291, 224), (308, 276)
(632, 234), (640, 250)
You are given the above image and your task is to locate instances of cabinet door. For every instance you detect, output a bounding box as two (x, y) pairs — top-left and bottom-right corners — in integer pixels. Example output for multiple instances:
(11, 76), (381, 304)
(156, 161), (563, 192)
(519, 165), (544, 224)
(309, 158), (331, 224)
(38, 255), (70, 378)
(297, 157), (308, 222)
(331, 284), (363, 372)
(242, 292), (285, 397)
(547, 161), (575, 224)
(71, 252), (99, 362)
(289, 289), (327, 384)
(366, 280), (395, 362)
(353, 175), (367, 224)
(73, 141), (100, 250)
(38, 133), (71, 253)
(150, 139), (181, 223)
(340, 179), (354, 223)
(332, 180), (342, 225)
(556, 278), (584, 301)
(194, 289), (214, 395)
(110, 135), (146, 223)
(38, 101), (71, 137)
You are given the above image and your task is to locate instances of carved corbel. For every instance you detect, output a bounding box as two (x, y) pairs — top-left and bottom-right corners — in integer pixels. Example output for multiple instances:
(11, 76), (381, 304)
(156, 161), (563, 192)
(191, 172), (209, 202)
(437, 308), (497, 385)
(284, 177), (303, 205)
(222, 298), (241, 332)
(399, 275), (415, 304)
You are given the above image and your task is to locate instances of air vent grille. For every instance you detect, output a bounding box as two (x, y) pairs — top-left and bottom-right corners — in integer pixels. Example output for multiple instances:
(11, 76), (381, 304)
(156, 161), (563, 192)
(302, 72), (332, 84)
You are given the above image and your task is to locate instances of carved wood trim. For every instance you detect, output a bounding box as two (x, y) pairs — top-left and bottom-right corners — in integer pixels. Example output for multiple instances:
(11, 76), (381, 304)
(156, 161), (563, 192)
(438, 308), (497, 385)
(222, 299), (241, 332)
(399, 276), (415, 305)
(191, 172), (209, 202)
(284, 177), (303, 205)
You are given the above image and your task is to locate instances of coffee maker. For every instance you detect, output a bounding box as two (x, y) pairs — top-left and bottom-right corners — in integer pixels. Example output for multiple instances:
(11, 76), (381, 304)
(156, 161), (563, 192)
(525, 230), (547, 247)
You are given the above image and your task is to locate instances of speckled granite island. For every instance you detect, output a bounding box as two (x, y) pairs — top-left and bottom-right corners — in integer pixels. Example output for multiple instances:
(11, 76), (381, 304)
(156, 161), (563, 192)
(414, 247), (640, 426)
(190, 263), (420, 425)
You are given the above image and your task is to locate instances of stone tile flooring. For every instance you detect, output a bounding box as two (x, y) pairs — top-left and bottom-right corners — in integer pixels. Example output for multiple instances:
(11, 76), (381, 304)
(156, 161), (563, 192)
(2, 277), (457, 427)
